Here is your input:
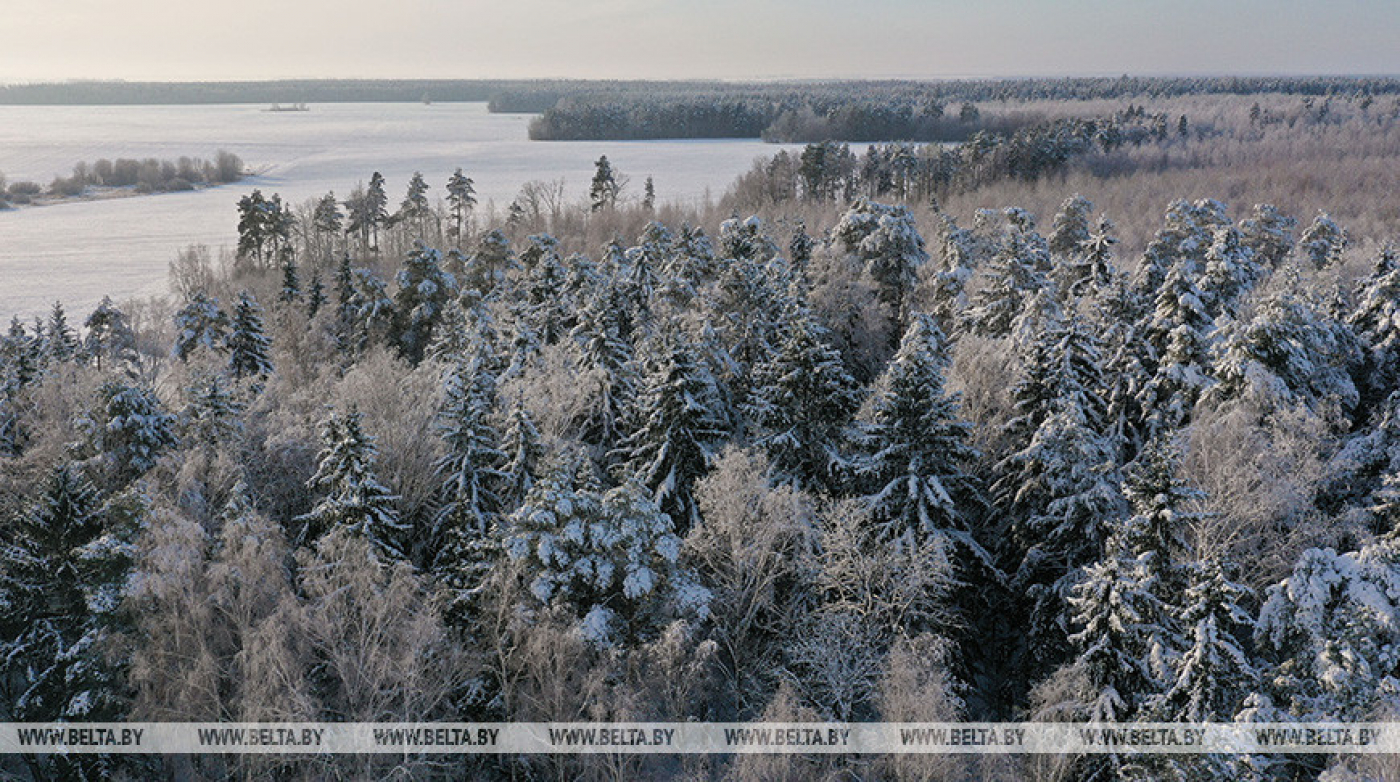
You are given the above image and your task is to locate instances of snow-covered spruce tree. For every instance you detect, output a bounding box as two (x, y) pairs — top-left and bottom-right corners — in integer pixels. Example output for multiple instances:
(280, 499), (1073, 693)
(505, 473), (710, 646)
(277, 253), (302, 307)
(1153, 559), (1258, 722)
(342, 267), (396, 357)
(1298, 211), (1348, 269)
(1256, 538), (1400, 722)
(833, 198), (930, 332)
(1138, 254), (1215, 437)
(82, 296), (137, 373)
(497, 398), (543, 513)
(1207, 273), (1362, 417)
(516, 234), (572, 346)
(963, 217), (1051, 338)
(745, 290), (860, 493)
(172, 291), (230, 362)
(1348, 245), (1400, 408)
(0, 465), (133, 723)
(182, 372), (243, 449)
(226, 290), (273, 380)
(1065, 541), (1163, 723)
(433, 357), (504, 544)
(850, 314), (982, 552)
(297, 408), (407, 561)
(88, 380), (178, 486)
(921, 212), (977, 336)
(1200, 224), (1264, 320)
(613, 325), (729, 533)
(1133, 198), (1229, 321)
(996, 317), (1125, 673)
(1238, 203), (1296, 270)
(1047, 194), (1094, 260)
(1117, 436), (1204, 687)
(569, 284), (638, 450)
(393, 241), (459, 364)
(1065, 214), (1119, 301)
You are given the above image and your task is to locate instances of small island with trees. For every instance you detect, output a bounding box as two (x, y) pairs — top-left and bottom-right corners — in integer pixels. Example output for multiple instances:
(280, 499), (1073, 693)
(0, 150), (245, 209)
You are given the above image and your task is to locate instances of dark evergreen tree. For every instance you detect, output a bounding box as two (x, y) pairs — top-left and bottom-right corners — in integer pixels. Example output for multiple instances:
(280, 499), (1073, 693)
(395, 171), (434, 238)
(277, 253), (302, 306)
(298, 409), (407, 561)
(0, 466), (133, 735)
(226, 290), (273, 380)
(1298, 211), (1347, 268)
(745, 291), (860, 492)
(851, 315), (981, 549)
(589, 154), (619, 212)
(393, 241), (459, 364)
(45, 301), (79, 362)
(1238, 203), (1296, 269)
(445, 168), (477, 248)
(172, 292), (229, 362)
(497, 399), (542, 513)
(89, 381), (178, 485)
(614, 327), (729, 532)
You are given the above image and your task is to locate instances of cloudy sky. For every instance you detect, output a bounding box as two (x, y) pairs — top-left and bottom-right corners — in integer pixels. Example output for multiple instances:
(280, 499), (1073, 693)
(2, 0), (1398, 83)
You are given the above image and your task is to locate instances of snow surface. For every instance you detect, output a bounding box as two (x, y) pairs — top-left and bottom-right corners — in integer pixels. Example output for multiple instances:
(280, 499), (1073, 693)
(0, 103), (793, 321)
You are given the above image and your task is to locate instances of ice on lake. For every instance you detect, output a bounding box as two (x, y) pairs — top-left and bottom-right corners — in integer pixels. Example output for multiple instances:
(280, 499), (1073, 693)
(1, 102), (787, 322)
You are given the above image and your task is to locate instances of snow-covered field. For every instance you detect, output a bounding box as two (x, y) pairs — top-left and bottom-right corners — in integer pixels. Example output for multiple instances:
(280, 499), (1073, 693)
(0, 103), (783, 322)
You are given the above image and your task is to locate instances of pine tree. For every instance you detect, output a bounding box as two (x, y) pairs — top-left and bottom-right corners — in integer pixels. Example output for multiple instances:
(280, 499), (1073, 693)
(642, 175), (655, 212)
(172, 292), (229, 362)
(82, 296), (137, 372)
(614, 327), (729, 532)
(393, 241), (459, 364)
(226, 290), (273, 380)
(468, 228), (513, 293)
(395, 171), (433, 238)
(745, 292), (860, 492)
(298, 409), (407, 561)
(0, 466), (132, 725)
(445, 168), (477, 248)
(312, 191), (344, 260)
(851, 315), (981, 549)
(307, 274), (326, 319)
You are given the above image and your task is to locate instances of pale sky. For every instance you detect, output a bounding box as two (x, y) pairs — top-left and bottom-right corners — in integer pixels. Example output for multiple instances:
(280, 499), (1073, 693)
(2, 0), (1398, 83)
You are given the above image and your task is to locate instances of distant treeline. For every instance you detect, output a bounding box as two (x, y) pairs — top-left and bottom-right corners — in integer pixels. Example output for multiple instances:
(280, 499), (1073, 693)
(7, 75), (1400, 112)
(525, 76), (1400, 142)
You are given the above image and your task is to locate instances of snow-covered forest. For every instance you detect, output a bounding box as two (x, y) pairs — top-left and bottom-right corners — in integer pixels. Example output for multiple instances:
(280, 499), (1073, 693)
(4, 87), (1400, 780)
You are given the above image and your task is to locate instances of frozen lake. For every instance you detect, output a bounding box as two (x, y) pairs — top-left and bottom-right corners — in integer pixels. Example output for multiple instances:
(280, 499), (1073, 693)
(0, 102), (786, 322)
